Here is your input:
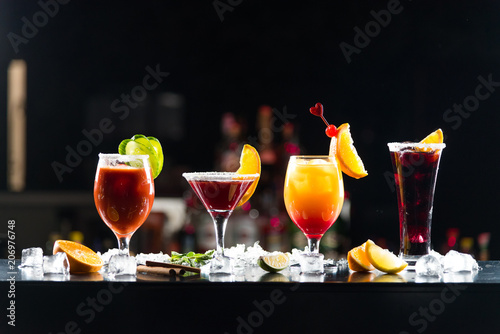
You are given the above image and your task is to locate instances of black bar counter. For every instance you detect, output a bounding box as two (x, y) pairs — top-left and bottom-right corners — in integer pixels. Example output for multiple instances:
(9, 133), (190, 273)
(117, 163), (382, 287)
(1, 260), (500, 333)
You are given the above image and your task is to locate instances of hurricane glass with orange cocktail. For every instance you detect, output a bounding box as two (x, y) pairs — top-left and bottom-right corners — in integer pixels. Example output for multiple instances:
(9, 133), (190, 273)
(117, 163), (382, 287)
(284, 155), (344, 253)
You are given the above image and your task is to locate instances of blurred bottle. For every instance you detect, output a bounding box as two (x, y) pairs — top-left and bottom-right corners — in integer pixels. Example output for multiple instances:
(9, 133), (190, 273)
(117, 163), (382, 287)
(478, 232), (490, 261)
(215, 112), (244, 172)
(441, 228), (460, 254)
(231, 203), (259, 247)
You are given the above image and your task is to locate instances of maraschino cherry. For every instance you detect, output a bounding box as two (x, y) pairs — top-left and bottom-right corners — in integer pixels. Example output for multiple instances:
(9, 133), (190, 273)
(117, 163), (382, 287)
(309, 102), (338, 138)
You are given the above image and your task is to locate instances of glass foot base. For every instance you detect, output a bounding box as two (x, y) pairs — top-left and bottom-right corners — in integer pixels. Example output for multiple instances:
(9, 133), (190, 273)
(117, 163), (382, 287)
(210, 255), (232, 274)
(299, 253), (324, 274)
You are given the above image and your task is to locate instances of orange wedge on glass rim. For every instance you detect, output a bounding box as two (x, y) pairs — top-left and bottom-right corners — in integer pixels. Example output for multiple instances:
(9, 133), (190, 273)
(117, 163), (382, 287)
(416, 128), (444, 152)
(330, 123), (368, 179)
(420, 128), (444, 144)
(53, 240), (103, 274)
(235, 144), (261, 206)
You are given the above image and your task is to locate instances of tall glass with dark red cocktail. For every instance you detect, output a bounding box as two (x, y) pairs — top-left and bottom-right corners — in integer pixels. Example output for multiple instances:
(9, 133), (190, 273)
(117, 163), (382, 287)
(94, 154), (154, 255)
(388, 142), (445, 263)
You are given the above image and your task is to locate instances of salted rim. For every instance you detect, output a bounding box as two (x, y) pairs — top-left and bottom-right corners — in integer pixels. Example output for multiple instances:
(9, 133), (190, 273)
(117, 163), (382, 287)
(98, 153), (150, 160)
(387, 142), (446, 152)
(182, 172), (260, 181)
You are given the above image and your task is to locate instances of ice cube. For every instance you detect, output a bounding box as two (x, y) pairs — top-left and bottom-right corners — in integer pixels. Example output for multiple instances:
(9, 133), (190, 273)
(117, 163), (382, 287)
(43, 252), (70, 275)
(415, 254), (443, 277)
(108, 254), (137, 276)
(20, 247), (43, 267)
(442, 250), (478, 272)
(20, 267), (44, 280)
(135, 251), (171, 265)
(209, 255), (232, 275)
(299, 253), (324, 274)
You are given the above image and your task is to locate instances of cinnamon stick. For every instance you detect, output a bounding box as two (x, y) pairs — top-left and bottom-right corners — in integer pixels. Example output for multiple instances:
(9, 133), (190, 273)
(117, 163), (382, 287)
(137, 265), (185, 276)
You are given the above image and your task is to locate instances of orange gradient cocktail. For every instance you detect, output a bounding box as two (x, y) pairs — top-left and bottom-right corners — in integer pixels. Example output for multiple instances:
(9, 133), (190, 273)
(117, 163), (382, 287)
(284, 156), (344, 253)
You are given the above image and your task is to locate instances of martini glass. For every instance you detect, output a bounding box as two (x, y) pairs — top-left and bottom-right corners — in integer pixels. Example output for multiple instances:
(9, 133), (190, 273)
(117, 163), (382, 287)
(182, 172), (259, 274)
(94, 154), (155, 255)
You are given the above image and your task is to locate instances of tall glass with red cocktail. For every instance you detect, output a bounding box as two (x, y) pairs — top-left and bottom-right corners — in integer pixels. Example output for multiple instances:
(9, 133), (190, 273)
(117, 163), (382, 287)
(94, 154), (154, 255)
(388, 142), (445, 263)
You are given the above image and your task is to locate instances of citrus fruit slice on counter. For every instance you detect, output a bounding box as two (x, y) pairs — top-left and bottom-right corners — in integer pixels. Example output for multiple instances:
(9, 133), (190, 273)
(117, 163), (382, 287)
(335, 123), (368, 179)
(258, 253), (290, 273)
(347, 241), (375, 272)
(53, 240), (103, 274)
(365, 239), (407, 274)
(235, 144), (261, 206)
(420, 128), (443, 144)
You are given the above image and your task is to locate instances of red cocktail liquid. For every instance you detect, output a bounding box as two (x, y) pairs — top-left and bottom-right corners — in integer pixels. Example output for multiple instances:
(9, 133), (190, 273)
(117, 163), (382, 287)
(390, 146), (443, 258)
(188, 179), (254, 218)
(94, 166), (154, 237)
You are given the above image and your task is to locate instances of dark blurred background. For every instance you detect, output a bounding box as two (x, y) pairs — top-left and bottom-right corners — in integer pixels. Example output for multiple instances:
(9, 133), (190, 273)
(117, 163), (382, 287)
(0, 0), (499, 259)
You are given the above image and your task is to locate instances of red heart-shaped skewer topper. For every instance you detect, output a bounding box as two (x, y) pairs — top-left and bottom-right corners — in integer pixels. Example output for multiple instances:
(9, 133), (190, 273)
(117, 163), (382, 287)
(309, 102), (323, 116)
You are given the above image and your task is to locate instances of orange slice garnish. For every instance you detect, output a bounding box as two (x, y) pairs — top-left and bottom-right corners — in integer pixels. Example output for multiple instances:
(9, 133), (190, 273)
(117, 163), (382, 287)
(53, 240), (103, 274)
(334, 123), (368, 179)
(235, 144), (261, 206)
(420, 128), (443, 144)
(347, 241), (375, 272)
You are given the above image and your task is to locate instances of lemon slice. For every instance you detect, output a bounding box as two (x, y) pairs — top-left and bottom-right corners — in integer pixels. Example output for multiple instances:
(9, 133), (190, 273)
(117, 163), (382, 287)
(53, 240), (103, 274)
(235, 144), (261, 206)
(420, 128), (444, 144)
(257, 253), (290, 273)
(347, 241), (375, 272)
(335, 123), (368, 179)
(365, 239), (408, 274)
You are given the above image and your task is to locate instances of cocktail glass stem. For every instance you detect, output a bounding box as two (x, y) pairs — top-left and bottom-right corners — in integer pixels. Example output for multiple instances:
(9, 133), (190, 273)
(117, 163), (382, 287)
(117, 235), (131, 255)
(213, 214), (229, 257)
(307, 237), (321, 253)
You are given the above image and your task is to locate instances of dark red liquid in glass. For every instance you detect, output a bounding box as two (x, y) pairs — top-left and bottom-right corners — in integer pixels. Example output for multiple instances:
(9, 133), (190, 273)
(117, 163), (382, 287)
(94, 166), (154, 237)
(391, 149), (442, 257)
(188, 180), (253, 218)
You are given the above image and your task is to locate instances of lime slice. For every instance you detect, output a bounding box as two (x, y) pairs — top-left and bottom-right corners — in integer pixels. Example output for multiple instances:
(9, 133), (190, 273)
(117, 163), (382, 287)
(257, 253), (290, 273)
(147, 136), (164, 177)
(118, 135), (164, 179)
(124, 140), (160, 178)
(118, 139), (132, 155)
